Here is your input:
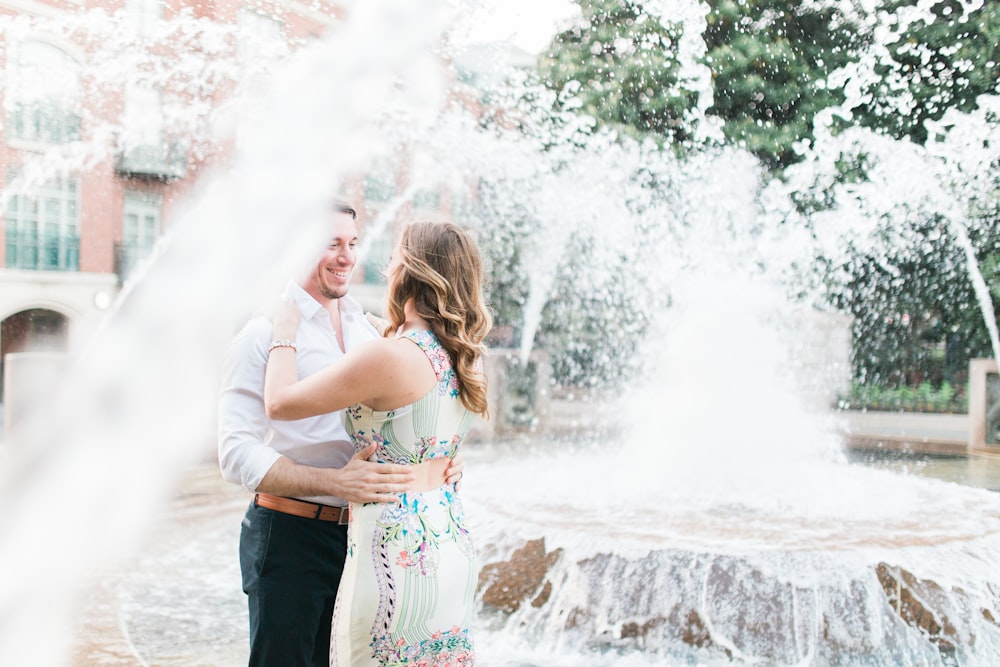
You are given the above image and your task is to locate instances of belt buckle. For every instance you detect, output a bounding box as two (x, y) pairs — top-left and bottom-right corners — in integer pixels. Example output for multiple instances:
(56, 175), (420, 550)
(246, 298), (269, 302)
(319, 505), (350, 524)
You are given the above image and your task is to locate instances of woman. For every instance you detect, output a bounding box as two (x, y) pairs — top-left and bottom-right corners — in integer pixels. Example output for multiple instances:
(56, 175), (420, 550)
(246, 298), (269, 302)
(265, 221), (492, 667)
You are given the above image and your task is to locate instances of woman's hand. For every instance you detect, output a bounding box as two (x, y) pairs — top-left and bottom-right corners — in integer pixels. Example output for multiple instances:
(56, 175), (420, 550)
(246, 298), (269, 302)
(265, 299), (301, 340)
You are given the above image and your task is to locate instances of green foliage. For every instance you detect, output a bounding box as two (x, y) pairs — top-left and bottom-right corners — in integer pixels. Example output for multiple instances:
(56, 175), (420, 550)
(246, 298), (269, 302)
(528, 0), (1000, 389)
(538, 0), (702, 146)
(468, 185), (532, 338)
(470, 168), (664, 388)
(471, 175), (656, 387)
(984, 254), (1000, 302)
(823, 210), (1000, 388)
(842, 379), (967, 413)
(540, 1), (1000, 165)
(851, 0), (1000, 144)
(539, 0), (865, 167)
(703, 0), (864, 168)
(535, 230), (655, 387)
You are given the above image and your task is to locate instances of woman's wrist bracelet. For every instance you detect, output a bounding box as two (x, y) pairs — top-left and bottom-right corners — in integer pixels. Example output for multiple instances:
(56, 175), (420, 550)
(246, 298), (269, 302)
(268, 339), (297, 353)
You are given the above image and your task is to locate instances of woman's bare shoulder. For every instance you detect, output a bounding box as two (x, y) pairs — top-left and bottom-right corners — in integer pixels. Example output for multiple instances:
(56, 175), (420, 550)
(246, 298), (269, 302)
(351, 336), (425, 367)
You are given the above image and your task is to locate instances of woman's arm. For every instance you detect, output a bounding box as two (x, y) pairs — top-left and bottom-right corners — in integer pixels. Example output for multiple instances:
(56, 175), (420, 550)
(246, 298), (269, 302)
(264, 339), (392, 420)
(262, 299), (390, 419)
(263, 301), (437, 420)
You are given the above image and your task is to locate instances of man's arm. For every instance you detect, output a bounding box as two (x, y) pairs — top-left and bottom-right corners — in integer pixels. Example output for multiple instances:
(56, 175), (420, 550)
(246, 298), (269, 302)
(258, 444), (415, 504)
(218, 319), (282, 491)
(218, 318), (414, 503)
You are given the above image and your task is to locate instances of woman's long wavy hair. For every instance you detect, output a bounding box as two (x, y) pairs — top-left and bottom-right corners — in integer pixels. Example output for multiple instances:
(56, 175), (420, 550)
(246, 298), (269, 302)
(385, 221), (493, 416)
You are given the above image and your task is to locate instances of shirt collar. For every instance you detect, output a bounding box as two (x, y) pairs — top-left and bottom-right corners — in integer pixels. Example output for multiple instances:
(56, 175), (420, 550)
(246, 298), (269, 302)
(283, 281), (364, 322)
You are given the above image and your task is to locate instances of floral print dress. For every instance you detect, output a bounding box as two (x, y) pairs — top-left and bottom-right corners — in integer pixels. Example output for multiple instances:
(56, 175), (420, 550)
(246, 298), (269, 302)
(331, 330), (477, 667)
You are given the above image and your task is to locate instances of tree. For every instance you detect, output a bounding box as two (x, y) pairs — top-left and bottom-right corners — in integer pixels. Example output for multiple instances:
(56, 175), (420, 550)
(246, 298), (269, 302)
(851, 0), (1000, 145)
(538, 0), (701, 146)
(539, 0), (1000, 168)
(703, 0), (864, 168)
(538, 0), (866, 167)
(828, 217), (1000, 388)
(526, 0), (1000, 390)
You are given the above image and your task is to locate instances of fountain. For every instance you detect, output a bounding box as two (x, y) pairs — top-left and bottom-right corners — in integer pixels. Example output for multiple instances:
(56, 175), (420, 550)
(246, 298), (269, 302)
(466, 269), (1000, 664)
(1, 1), (1000, 666)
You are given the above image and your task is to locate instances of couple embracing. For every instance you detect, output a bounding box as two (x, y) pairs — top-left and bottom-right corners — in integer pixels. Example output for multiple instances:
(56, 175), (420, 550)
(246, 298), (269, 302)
(219, 201), (490, 666)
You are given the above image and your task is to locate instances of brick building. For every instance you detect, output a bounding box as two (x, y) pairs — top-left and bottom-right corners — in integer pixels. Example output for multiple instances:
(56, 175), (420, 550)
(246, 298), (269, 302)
(0, 0), (447, 400)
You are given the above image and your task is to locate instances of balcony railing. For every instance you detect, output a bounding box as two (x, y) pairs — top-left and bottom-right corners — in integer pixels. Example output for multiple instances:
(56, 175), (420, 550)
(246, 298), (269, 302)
(5, 229), (79, 271)
(6, 101), (82, 145)
(115, 142), (187, 180)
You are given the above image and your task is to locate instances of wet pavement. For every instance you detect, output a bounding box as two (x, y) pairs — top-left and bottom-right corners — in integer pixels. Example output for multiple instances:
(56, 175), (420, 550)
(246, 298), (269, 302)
(63, 447), (1000, 667)
(0, 403), (985, 664)
(71, 466), (250, 666)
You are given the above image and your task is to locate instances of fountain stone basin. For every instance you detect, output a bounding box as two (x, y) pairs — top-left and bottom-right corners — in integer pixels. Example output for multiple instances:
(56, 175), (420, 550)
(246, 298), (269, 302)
(466, 447), (1000, 664)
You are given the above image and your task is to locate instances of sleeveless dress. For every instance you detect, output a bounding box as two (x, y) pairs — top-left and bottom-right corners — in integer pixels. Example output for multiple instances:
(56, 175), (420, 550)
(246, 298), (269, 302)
(331, 330), (478, 667)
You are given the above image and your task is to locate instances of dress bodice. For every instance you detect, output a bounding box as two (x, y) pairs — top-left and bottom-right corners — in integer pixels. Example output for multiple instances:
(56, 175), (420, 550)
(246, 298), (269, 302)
(343, 330), (473, 465)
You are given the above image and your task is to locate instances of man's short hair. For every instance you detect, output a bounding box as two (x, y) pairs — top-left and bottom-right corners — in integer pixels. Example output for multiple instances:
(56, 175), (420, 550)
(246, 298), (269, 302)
(333, 199), (358, 220)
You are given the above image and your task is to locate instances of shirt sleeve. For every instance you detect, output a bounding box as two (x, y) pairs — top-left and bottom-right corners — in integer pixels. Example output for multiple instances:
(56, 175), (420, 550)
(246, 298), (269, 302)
(217, 318), (282, 492)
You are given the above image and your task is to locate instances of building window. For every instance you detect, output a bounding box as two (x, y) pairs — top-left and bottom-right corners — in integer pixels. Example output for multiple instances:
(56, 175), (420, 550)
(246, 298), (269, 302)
(238, 10), (288, 67)
(127, 0), (163, 35)
(124, 84), (163, 149)
(5, 177), (80, 271)
(6, 41), (82, 145)
(232, 10), (288, 140)
(117, 191), (162, 281)
(117, 84), (185, 179)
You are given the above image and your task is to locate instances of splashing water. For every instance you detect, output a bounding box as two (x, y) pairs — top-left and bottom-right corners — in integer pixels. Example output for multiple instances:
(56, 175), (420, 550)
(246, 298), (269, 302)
(1, 0), (1000, 665)
(951, 219), (1000, 366)
(924, 101), (1000, 367)
(0, 2), (454, 664)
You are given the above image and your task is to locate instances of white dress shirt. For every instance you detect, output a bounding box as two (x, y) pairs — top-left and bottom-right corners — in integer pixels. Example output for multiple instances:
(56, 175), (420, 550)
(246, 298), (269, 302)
(217, 281), (380, 506)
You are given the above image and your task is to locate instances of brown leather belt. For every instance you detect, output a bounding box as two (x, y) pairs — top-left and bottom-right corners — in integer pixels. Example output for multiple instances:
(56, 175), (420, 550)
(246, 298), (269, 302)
(253, 493), (350, 524)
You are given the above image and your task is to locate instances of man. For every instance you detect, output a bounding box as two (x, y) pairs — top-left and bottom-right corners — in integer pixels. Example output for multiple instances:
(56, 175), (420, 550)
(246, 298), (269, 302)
(218, 201), (463, 667)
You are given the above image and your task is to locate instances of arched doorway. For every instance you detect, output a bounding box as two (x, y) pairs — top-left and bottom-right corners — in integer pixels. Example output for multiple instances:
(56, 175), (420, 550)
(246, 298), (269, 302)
(1, 308), (70, 402)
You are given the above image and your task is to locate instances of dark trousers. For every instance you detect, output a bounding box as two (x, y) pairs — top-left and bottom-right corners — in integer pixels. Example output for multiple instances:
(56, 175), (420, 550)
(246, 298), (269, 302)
(240, 501), (349, 667)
